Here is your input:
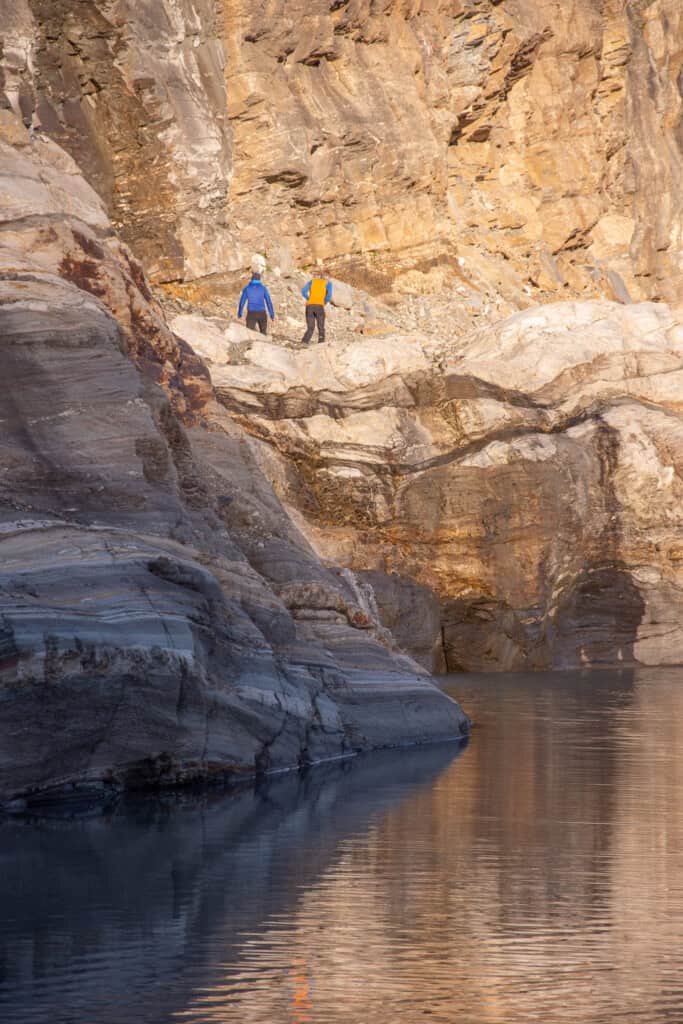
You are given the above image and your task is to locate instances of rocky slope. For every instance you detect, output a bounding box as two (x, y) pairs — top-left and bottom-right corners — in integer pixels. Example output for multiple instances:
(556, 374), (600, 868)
(0, 113), (468, 807)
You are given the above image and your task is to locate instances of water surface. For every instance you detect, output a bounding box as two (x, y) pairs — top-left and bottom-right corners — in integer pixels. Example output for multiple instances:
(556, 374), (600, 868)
(2, 668), (683, 1023)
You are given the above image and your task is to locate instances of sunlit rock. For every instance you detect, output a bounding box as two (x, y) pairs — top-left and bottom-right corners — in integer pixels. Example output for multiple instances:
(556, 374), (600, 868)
(213, 300), (683, 672)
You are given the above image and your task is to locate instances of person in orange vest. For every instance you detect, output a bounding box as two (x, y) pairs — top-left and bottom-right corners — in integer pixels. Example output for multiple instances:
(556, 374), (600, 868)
(301, 271), (333, 344)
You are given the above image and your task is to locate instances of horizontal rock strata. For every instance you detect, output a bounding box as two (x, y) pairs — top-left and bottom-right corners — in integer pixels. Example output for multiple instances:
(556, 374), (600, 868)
(205, 300), (683, 672)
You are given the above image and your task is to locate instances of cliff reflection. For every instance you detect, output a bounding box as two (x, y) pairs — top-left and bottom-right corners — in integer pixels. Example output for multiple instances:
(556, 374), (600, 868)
(181, 670), (683, 1024)
(3, 670), (683, 1024)
(0, 744), (462, 1024)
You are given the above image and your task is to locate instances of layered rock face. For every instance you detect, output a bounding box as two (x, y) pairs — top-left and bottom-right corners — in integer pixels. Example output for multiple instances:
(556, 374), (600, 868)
(204, 298), (683, 673)
(2, 0), (683, 800)
(4, 0), (682, 308)
(0, 116), (468, 805)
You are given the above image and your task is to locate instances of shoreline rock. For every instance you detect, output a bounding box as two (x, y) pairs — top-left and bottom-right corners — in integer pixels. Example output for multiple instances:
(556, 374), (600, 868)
(0, 117), (469, 805)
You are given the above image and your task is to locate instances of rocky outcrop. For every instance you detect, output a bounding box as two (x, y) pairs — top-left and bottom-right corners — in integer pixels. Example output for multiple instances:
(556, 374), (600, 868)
(3, 0), (681, 309)
(0, 114), (468, 806)
(204, 299), (683, 673)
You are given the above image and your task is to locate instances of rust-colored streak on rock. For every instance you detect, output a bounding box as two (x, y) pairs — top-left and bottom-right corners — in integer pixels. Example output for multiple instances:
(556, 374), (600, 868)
(23, 0), (233, 285)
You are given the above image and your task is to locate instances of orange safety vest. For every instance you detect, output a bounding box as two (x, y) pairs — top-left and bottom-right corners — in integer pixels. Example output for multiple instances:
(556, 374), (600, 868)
(307, 278), (328, 305)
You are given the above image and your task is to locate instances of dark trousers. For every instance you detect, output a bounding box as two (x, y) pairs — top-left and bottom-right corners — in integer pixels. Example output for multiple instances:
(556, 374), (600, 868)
(246, 310), (268, 334)
(302, 304), (325, 344)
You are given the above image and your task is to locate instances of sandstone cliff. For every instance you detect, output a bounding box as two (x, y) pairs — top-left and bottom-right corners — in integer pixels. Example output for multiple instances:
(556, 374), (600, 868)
(3, 0), (682, 310)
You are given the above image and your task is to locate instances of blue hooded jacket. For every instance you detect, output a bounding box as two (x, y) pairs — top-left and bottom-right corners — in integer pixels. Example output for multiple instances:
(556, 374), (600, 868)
(238, 277), (275, 318)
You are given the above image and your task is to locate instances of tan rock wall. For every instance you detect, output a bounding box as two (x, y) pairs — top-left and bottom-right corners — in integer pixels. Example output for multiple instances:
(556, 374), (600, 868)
(223, 0), (451, 270)
(2, 0), (681, 305)
(215, 0), (683, 304)
(625, 0), (683, 305)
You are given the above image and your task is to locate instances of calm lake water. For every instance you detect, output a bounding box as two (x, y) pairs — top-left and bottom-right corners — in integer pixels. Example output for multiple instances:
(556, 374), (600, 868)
(2, 668), (683, 1024)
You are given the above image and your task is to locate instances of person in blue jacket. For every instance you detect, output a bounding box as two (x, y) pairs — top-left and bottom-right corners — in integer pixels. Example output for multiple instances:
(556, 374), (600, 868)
(301, 272), (333, 344)
(238, 272), (275, 334)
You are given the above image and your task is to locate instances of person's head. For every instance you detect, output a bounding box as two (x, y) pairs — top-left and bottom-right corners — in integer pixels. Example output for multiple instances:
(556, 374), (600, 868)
(251, 272), (261, 281)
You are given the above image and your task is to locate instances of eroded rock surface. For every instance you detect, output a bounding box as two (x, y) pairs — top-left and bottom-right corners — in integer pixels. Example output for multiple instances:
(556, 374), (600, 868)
(1, 0), (233, 283)
(0, 116), (468, 805)
(208, 300), (683, 672)
(2, 0), (683, 796)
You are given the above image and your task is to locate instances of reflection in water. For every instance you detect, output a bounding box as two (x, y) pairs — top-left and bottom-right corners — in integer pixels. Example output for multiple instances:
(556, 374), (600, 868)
(3, 669), (683, 1023)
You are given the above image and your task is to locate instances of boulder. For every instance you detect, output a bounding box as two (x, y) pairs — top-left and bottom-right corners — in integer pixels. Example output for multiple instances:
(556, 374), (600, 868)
(330, 279), (354, 310)
(171, 314), (230, 364)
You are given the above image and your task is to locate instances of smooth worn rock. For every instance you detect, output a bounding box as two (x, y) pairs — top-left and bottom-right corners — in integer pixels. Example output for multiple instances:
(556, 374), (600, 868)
(3, 0), (683, 791)
(0, 121), (468, 805)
